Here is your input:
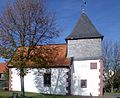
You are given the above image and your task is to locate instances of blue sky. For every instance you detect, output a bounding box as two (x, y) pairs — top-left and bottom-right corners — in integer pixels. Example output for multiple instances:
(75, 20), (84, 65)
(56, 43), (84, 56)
(47, 0), (120, 43)
(0, 0), (120, 61)
(0, 0), (120, 43)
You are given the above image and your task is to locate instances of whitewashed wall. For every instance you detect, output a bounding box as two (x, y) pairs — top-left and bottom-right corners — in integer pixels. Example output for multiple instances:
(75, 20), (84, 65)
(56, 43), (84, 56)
(10, 68), (69, 95)
(71, 60), (101, 96)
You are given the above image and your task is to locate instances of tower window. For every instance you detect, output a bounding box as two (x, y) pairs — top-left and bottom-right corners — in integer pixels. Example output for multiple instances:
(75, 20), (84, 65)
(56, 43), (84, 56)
(81, 79), (87, 88)
(90, 63), (97, 69)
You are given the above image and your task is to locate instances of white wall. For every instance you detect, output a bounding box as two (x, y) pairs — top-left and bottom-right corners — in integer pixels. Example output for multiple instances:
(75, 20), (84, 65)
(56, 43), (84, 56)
(71, 60), (101, 96)
(10, 68), (69, 95)
(10, 60), (102, 96)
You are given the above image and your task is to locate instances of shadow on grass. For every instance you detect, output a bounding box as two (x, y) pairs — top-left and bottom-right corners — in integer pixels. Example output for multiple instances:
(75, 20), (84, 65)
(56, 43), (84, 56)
(25, 94), (73, 98)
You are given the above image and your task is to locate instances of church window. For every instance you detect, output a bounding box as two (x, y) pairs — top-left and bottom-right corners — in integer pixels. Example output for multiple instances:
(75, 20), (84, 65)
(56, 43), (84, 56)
(44, 72), (51, 87)
(0, 73), (1, 78)
(81, 79), (87, 88)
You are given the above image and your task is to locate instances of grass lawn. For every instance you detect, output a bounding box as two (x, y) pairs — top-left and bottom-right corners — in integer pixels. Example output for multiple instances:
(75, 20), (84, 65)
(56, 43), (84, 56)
(0, 91), (75, 98)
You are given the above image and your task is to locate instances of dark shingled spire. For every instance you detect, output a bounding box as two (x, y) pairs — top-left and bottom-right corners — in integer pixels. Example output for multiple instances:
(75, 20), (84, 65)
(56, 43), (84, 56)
(66, 13), (103, 40)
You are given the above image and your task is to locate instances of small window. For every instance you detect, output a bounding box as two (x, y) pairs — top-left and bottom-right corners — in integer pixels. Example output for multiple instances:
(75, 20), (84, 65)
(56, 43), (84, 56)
(81, 80), (87, 88)
(90, 63), (97, 69)
(44, 73), (51, 87)
(0, 73), (1, 78)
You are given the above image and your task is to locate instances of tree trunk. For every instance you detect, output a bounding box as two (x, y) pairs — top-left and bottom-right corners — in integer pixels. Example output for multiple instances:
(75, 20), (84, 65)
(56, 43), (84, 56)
(118, 85), (120, 92)
(111, 85), (113, 93)
(20, 69), (25, 98)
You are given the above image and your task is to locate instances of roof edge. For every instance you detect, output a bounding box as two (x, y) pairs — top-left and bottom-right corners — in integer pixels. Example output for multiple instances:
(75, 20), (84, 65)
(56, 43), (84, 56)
(65, 36), (104, 40)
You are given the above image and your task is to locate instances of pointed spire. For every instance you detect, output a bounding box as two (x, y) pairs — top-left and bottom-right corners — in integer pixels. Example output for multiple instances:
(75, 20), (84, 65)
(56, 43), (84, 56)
(65, 13), (103, 40)
(65, 0), (103, 40)
(82, 0), (86, 13)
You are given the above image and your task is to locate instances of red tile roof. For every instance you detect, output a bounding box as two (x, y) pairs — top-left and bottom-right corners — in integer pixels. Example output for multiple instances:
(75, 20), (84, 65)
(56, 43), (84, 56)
(10, 44), (71, 68)
(0, 62), (7, 73)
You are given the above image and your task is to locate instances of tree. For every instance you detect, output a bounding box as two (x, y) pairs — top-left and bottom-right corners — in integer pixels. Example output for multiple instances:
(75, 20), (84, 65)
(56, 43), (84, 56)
(103, 40), (120, 93)
(111, 42), (120, 92)
(0, 0), (60, 97)
(113, 68), (120, 92)
(112, 42), (120, 73)
(102, 40), (113, 92)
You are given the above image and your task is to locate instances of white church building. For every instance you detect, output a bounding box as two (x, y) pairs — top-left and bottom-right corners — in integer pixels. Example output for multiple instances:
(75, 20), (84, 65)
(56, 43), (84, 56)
(8, 12), (103, 96)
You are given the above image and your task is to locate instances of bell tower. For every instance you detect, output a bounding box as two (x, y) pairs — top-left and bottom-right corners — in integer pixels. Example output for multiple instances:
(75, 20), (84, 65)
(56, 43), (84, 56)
(65, 0), (104, 96)
(65, 0), (103, 60)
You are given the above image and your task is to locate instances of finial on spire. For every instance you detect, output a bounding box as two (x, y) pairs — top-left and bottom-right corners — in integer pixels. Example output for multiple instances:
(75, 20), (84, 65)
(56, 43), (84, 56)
(82, 0), (86, 13)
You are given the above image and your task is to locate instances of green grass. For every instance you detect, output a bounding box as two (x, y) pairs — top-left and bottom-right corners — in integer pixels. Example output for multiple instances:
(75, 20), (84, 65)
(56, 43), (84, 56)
(0, 91), (75, 98)
(111, 92), (120, 94)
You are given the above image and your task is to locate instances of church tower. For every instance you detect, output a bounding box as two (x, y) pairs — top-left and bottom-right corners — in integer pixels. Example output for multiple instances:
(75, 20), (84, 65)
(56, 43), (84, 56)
(66, 1), (104, 96)
(66, 13), (103, 60)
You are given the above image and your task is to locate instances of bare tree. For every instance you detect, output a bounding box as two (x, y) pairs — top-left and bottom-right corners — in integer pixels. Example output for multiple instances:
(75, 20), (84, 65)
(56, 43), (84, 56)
(103, 41), (112, 75)
(112, 42), (120, 73)
(111, 42), (120, 92)
(0, 0), (60, 97)
(103, 40), (120, 93)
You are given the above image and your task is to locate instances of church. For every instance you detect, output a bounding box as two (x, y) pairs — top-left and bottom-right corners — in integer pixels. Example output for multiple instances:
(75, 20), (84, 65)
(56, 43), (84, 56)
(8, 3), (104, 97)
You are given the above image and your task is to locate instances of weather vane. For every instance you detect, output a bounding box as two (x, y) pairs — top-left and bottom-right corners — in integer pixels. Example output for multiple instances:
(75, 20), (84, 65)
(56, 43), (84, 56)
(82, 0), (86, 13)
